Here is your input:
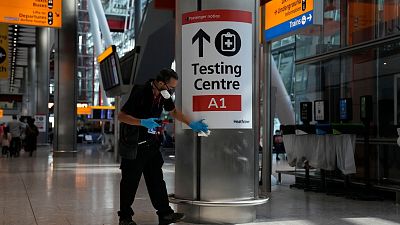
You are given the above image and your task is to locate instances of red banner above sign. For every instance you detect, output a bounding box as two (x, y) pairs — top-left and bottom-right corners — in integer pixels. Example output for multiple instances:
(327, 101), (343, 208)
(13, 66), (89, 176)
(155, 0), (175, 10)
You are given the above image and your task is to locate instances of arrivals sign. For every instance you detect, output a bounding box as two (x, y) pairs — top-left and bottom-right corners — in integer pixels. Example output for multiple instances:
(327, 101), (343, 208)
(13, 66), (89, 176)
(182, 10), (253, 129)
(264, 0), (322, 41)
(0, 0), (62, 28)
(0, 24), (8, 79)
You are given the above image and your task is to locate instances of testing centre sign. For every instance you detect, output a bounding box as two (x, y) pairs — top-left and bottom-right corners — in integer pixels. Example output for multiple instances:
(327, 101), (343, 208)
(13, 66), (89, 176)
(264, 0), (322, 41)
(0, 0), (62, 28)
(182, 9), (253, 129)
(34, 115), (47, 132)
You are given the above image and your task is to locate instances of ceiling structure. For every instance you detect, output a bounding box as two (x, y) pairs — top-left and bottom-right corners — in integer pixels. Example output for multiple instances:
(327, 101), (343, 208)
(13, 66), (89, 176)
(1, 0), (139, 97)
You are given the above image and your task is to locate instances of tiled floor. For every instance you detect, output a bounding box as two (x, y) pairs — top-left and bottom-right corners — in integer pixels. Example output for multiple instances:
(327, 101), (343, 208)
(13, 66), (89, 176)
(0, 146), (399, 225)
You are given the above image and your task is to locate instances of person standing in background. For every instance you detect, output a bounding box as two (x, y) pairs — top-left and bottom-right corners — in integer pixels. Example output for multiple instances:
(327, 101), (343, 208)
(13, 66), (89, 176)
(7, 115), (25, 157)
(25, 118), (39, 157)
(1, 127), (11, 157)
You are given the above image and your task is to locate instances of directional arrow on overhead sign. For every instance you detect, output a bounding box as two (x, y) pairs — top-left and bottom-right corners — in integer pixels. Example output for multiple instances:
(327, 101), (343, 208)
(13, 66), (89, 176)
(307, 14), (312, 22)
(192, 29), (210, 58)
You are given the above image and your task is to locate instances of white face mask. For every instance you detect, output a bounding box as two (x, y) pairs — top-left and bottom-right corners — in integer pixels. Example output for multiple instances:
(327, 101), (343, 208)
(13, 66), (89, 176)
(160, 90), (171, 99)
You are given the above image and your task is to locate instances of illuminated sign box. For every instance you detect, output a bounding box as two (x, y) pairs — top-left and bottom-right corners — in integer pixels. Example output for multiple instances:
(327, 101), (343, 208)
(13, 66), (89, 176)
(0, 0), (62, 28)
(77, 107), (91, 115)
(264, 0), (323, 41)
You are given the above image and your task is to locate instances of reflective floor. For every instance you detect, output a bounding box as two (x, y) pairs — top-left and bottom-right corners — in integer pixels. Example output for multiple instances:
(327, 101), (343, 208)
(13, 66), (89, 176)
(0, 145), (399, 225)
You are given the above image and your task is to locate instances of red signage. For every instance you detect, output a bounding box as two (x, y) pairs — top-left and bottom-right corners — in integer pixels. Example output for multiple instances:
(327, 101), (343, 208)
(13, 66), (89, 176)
(155, 0), (175, 10)
(193, 95), (242, 112)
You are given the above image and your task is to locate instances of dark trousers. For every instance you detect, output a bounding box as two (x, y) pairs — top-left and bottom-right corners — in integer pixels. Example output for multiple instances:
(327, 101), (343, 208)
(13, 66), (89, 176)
(118, 144), (173, 221)
(10, 137), (21, 157)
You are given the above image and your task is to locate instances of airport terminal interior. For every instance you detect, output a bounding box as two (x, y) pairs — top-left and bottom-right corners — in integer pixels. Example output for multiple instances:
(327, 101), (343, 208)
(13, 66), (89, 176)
(1, 0), (400, 224)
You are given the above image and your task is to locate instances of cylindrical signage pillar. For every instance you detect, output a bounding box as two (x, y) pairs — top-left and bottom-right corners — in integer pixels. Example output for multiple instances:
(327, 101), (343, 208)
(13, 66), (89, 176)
(174, 0), (266, 223)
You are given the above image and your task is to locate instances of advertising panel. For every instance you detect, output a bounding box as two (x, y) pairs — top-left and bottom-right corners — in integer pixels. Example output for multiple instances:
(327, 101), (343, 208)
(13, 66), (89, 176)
(34, 115), (47, 133)
(0, 24), (8, 79)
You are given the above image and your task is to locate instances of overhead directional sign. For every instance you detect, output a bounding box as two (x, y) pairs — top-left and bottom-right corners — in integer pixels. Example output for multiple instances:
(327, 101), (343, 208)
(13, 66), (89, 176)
(0, 24), (8, 79)
(182, 9), (253, 129)
(0, 0), (62, 28)
(264, 0), (322, 41)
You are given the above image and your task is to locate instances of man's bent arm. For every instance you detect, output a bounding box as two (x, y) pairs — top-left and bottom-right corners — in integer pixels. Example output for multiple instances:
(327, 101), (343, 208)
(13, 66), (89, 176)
(169, 108), (191, 126)
(118, 111), (142, 126)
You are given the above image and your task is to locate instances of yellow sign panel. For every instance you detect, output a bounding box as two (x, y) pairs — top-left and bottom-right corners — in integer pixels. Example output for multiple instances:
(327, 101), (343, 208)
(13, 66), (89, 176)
(90, 106), (116, 110)
(0, 24), (8, 79)
(0, 0), (62, 28)
(265, 0), (313, 30)
(0, 109), (3, 118)
(77, 107), (91, 115)
(97, 46), (114, 63)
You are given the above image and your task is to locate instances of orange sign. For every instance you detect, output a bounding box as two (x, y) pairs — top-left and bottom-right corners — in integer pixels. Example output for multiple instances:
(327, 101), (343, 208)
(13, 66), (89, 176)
(265, 0), (314, 30)
(0, 0), (62, 28)
(90, 106), (116, 110)
(77, 107), (91, 115)
(0, 109), (3, 118)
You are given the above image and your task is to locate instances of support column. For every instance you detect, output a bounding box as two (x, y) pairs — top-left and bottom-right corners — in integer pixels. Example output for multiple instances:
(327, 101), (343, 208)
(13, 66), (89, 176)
(24, 47), (37, 117)
(134, 0), (142, 38)
(36, 27), (50, 144)
(22, 67), (30, 116)
(174, 0), (266, 224)
(53, 0), (77, 155)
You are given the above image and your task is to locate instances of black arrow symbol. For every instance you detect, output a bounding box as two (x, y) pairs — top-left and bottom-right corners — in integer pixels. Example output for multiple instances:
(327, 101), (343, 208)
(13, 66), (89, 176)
(192, 29), (210, 57)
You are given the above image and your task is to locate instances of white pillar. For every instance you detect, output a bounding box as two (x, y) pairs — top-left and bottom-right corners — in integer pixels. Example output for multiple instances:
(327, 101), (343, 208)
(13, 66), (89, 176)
(88, 0), (109, 106)
(271, 58), (295, 124)
(92, 0), (113, 47)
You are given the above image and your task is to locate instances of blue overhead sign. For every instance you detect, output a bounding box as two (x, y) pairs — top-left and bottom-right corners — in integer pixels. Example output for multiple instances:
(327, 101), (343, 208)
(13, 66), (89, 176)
(265, 11), (314, 41)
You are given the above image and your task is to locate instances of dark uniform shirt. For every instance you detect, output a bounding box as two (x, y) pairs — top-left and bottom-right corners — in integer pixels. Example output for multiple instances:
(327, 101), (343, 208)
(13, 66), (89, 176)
(121, 79), (175, 143)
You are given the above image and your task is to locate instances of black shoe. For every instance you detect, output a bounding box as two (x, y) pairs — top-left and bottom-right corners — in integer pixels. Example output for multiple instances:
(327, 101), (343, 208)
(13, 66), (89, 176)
(119, 219), (137, 225)
(159, 212), (185, 225)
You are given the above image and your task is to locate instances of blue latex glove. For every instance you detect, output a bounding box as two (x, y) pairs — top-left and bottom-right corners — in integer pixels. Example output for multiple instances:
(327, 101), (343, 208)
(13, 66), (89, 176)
(140, 118), (161, 129)
(189, 119), (209, 133)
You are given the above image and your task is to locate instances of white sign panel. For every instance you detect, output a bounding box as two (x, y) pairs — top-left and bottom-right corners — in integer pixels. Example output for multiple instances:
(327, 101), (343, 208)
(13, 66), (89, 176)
(34, 115), (47, 132)
(182, 9), (253, 129)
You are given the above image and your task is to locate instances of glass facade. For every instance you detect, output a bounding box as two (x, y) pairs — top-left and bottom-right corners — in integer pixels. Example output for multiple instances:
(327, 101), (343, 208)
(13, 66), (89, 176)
(270, 0), (400, 184)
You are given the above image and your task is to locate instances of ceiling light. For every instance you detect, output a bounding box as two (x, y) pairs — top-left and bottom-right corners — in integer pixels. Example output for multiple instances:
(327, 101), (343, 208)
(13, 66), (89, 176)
(14, 28), (17, 31)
